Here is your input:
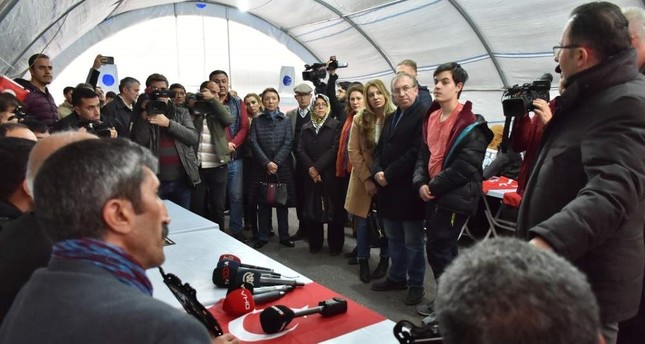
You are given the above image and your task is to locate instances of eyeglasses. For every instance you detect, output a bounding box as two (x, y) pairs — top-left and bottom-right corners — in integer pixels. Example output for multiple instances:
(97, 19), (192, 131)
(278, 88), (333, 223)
(552, 45), (581, 57)
(391, 85), (415, 95)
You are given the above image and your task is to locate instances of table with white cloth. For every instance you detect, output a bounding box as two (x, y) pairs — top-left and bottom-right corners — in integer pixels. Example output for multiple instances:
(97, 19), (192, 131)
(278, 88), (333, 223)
(148, 201), (397, 344)
(480, 177), (519, 238)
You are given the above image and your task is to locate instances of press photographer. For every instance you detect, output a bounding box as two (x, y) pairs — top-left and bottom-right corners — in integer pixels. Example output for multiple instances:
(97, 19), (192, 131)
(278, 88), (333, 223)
(130, 73), (200, 210)
(53, 86), (119, 138)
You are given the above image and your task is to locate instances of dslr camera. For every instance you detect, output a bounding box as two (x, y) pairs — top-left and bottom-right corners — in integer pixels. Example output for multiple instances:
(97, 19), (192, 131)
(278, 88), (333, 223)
(502, 73), (553, 117)
(78, 120), (112, 138)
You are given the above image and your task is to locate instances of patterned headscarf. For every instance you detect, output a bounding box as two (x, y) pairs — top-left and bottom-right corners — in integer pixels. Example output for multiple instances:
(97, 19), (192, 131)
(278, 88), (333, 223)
(312, 94), (330, 134)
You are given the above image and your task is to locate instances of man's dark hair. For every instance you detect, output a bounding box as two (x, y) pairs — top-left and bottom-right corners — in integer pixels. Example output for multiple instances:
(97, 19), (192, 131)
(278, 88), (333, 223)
(145, 73), (168, 88)
(436, 237), (600, 344)
(169, 83), (186, 93)
(0, 137), (36, 201)
(105, 91), (117, 99)
(434, 62), (469, 98)
(199, 81), (211, 90)
(209, 70), (228, 80)
(71, 87), (98, 106)
(0, 93), (20, 112)
(28, 54), (49, 69)
(0, 123), (29, 137)
(34, 138), (158, 241)
(119, 77), (139, 93)
(20, 119), (48, 134)
(63, 87), (74, 96)
(569, 1), (631, 61)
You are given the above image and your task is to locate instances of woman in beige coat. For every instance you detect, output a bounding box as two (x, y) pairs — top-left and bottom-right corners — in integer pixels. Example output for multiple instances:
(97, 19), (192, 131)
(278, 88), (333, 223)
(345, 79), (396, 283)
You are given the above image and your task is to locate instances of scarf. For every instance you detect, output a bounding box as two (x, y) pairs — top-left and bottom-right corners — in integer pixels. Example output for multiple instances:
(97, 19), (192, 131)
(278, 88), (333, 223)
(336, 110), (355, 177)
(265, 108), (281, 120)
(311, 114), (328, 134)
(52, 238), (153, 296)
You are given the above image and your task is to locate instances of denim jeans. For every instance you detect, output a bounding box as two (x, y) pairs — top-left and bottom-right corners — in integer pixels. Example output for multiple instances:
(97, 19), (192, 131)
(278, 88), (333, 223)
(383, 218), (425, 287)
(356, 216), (389, 259)
(159, 179), (192, 210)
(227, 159), (244, 234)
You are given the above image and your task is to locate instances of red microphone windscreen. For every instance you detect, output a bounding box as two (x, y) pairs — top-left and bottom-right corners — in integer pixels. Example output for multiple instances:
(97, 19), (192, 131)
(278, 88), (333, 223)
(222, 288), (255, 316)
(219, 254), (241, 263)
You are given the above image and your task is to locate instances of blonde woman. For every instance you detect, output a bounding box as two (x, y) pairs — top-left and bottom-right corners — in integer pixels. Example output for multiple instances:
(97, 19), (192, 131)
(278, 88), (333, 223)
(345, 79), (396, 283)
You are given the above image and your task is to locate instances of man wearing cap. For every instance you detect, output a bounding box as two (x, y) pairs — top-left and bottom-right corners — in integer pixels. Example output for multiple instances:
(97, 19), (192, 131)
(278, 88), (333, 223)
(286, 83), (313, 241)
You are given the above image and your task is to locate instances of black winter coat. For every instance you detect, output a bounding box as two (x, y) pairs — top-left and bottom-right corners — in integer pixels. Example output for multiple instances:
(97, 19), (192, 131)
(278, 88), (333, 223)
(248, 110), (296, 207)
(517, 48), (645, 323)
(372, 98), (428, 220)
(413, 101), (493, 216)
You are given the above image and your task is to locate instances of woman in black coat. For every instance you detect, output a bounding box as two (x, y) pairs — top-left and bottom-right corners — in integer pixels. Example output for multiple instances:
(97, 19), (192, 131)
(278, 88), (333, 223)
(249, 88), (296, 249)
(297, 94), (343, 255)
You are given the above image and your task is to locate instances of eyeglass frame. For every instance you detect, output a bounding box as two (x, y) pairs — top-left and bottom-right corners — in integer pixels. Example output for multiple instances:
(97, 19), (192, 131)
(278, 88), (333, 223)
(552, 45), (582, 58)
(391, 84), (416, 95)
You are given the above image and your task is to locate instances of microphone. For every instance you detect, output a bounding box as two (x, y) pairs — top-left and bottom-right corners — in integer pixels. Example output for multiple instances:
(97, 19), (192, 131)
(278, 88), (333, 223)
(217, 260), (281, 277)
(222, 288), (288, 317)
(259, 298), (348, 334)
(219, 254), (274, 272)
(253, 285), (295, 295)
(212, 266), (304, 289)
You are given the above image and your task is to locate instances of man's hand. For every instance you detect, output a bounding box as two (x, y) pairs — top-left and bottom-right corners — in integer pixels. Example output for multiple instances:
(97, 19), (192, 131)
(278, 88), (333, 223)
(529, 236), (553, 251)
(308, 166), (319, 179)
(201, 88), (216, 101)
(92, 54), (103, 70)
(212, 333), (239, 344)
(418, 184), (435, 202)
(267, 162), (278, 174)
(364, 179), (377, 197)
(374, 171), (388, 187)
(109, 127), (118, 138)
(532, 99), (553, 125)
(227, 142), (236, 153)
(148, 114), (170, 127)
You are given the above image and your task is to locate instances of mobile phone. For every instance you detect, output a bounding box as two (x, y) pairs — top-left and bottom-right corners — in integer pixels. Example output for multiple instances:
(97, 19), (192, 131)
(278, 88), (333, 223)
(101, 56), (115, 64)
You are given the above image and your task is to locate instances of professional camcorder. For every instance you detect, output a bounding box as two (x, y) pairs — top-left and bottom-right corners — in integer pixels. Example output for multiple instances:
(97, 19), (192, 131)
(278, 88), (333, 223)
(78, 120), (112, 138)
(138, 88), (177, 115)
(186, 92), (216, 116)
(302, 56), (348, 91)
(501, 73), (552, 117)
(499, 73), (553, 152)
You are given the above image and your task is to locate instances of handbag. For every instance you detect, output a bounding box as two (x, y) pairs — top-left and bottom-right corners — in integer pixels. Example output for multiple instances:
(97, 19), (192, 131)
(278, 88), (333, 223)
(303, 182), (334, 223)
(368, 203), (387, 248)
(258, 175), (288, 207)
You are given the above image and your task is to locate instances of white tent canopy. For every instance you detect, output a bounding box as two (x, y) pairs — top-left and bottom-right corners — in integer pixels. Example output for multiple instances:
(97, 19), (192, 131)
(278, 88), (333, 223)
(1, 0), (643, 120)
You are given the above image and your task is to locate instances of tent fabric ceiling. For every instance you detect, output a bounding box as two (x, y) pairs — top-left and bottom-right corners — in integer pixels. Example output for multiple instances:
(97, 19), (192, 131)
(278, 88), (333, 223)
(0, 0), (644, 118)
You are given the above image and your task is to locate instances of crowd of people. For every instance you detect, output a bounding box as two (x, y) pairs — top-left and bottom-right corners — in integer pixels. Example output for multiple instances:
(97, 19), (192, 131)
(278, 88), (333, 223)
(0, 2), (644, 343)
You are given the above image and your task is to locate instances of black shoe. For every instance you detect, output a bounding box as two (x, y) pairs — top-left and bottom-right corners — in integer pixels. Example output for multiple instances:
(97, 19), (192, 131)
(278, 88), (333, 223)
(290, 230), (306, 241)
(405, 287), (425, 305)
(231, 232), (247, 244)
(279, 240), (295, 248)
(253, 240), (268, 249)
(269, 230), (276, 237)
(330, 250), (341, 256)
(309, 247), (322, 254)
(416, 302), (435, 316)
(371, 278), (407, 291)
(344, 246), (358, 258)
(359, 259), (371, 283)
(347, 257), (359, 265)
(371, 257), (389, 279)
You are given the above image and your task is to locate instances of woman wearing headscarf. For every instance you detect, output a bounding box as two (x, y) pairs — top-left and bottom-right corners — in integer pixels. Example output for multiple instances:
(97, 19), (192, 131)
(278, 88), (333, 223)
(297, 94), (343, 254)
(345, 79), (395, 282)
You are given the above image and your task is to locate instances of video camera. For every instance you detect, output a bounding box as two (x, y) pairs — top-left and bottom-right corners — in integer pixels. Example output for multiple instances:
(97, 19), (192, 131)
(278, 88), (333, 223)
(186, 92), (216, 117)
(502, 73), (552, 117)
(78, 120), (112, 138)
(302, 56), (348, 91)
(139, 88), (177, 115)
(499, 73), (553, 152)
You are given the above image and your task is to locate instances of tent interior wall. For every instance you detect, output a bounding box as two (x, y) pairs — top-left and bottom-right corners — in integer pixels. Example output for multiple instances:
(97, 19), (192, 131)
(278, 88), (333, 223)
(1, 0), (644, 120)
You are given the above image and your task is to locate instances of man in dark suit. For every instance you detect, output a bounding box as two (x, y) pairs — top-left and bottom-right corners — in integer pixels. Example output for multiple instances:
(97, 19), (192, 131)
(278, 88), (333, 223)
(371, 72), (428, 306)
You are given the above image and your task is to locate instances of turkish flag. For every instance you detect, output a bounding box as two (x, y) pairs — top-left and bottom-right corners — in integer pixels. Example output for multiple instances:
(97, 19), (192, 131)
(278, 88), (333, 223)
(209, 282), (386, 343)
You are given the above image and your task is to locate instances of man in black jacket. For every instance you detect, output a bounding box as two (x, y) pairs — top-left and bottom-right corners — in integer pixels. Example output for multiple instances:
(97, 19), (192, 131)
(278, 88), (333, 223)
(101, 76), (140, 137)
(518, 3), (645, 343)
(370, 72), (427, 306)
(53, 87), (119, 138)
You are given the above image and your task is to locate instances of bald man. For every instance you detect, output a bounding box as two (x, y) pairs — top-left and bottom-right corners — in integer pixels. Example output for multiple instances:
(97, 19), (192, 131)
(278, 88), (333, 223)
(0, 123), (37, 141)
(0, 131), (96, 325)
